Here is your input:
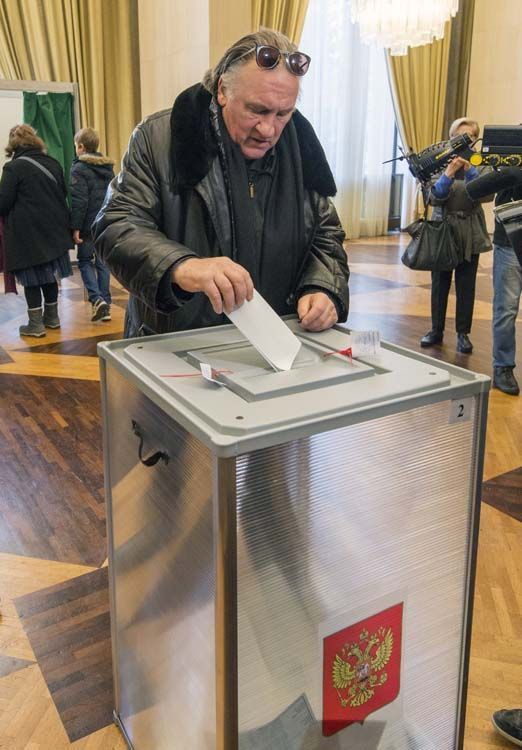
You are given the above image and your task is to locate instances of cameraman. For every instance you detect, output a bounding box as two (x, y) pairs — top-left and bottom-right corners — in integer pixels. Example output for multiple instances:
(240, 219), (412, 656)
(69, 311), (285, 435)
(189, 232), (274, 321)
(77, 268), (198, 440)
(490, 167), (522, 395)
(420, 118), (492, 354)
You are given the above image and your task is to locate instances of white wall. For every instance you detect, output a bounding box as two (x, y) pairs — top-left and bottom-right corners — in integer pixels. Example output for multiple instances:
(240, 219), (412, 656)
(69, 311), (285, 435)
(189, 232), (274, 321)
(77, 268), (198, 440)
(0, 91), (24, 171)
(138, 0), (210, 118)
(468, 0), (522, 126)
(138, 0), (251, 119)
(467, 0), (522, 230)
(209, 0), (251, 66)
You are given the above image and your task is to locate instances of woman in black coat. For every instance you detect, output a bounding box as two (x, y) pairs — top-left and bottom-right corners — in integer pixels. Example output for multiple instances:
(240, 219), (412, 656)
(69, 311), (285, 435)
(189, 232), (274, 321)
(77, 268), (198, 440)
(0, 124), (73, 337)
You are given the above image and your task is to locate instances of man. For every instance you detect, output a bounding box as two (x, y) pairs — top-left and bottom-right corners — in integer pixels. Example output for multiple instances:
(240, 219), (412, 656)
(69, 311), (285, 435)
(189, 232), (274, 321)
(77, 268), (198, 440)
(491, 169), (522, 395)
(466, 164), (522, 395)
(419, 118), (491, 355)
(70, 127), (114, 322)
(93, 29), (349, 338)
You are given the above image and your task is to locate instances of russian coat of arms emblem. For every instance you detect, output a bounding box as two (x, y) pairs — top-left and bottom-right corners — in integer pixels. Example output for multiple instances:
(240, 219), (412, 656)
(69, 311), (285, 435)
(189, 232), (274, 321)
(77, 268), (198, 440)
(322, 603), (403, 737)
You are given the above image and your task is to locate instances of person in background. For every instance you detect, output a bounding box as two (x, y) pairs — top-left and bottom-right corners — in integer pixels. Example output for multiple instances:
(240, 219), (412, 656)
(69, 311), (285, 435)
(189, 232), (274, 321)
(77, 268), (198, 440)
(93, 28), (349, 338)
(420, 117), (492, 354)
(0, 124), (72, 337)
(70, 127), (114, 322)
(490, 168), (522, 395)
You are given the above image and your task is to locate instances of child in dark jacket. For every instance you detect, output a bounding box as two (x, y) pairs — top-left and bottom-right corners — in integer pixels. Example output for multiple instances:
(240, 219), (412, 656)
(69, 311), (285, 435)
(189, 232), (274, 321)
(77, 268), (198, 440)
(70, 127), (114, 321)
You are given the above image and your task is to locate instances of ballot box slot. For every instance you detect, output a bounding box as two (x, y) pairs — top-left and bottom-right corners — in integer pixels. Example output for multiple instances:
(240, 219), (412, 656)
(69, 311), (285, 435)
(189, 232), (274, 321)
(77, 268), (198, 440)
(183, 340), (378, 402)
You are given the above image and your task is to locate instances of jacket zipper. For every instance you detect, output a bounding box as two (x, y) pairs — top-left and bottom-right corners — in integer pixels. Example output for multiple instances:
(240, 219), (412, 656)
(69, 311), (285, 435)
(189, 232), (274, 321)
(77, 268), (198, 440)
(248, 180), (255, 198)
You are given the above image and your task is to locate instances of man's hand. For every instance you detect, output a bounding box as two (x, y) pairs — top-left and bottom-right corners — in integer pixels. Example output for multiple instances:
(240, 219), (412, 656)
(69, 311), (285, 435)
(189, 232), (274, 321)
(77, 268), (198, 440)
(172, 257), (254, 315)
(298, 292), (338, 332)
(73, 229), (82, 244)
(444, 156), (468, 178)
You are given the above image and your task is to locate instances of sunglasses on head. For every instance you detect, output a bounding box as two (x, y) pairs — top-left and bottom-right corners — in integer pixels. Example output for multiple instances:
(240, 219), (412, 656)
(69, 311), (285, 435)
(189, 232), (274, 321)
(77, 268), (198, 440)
(233, 44), (311, 77)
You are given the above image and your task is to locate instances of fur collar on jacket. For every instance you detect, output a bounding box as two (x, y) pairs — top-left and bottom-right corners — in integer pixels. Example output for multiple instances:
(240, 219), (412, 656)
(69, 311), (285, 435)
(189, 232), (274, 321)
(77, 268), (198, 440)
(77, 153), (114, 166)
(170, 83), (337, 197)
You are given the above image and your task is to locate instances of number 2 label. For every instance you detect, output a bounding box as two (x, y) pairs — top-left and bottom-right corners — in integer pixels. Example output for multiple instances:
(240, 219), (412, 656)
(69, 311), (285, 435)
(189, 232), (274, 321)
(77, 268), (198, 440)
(449, 398), (472, 424)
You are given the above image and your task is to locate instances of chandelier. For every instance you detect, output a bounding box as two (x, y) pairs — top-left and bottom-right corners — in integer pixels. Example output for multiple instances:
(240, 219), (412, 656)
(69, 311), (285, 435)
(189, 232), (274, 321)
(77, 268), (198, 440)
(350, 0), (459, 55)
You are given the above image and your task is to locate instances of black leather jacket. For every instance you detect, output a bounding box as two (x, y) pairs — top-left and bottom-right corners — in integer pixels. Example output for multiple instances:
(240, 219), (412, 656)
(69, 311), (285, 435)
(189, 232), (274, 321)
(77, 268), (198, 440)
(493, 167), (522, 247)
(93, 84), (349, 337)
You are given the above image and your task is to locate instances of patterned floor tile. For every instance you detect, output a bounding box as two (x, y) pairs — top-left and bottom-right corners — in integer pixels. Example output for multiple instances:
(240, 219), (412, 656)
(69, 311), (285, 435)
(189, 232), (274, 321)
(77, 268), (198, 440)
(15, 331), (124, 358)
(0, 654), (35, 678)
(0, 375), (107, 565)
(0, 346), (13, 365)
(15, 568), (113, 743)
(0, 269), (125, 380)
(348, 261), (430, 286)
(482, 467), (522, 522)
(350, 285), (495, 320)
(348, 272), (412, 294)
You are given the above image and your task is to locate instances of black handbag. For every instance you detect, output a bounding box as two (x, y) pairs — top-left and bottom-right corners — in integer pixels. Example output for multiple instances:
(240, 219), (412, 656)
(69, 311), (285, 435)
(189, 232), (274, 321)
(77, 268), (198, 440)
(402, 204), (460, 272)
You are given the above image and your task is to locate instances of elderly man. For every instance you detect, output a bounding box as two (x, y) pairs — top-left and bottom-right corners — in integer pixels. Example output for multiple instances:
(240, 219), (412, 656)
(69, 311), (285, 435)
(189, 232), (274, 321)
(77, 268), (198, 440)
(93, 29), (349, 337)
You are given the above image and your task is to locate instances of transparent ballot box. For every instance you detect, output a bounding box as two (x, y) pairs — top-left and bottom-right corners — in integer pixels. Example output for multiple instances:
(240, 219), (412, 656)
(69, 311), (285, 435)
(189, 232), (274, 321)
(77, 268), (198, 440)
(98, 319), (489, 750)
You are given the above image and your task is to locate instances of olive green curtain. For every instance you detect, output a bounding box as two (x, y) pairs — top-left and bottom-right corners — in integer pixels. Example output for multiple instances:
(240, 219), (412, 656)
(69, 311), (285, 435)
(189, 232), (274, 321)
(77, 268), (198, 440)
(23, 92), (75, 186)
(443, 0), (476, 135)
(386, 22), (452, 220)
(0, 0), (141, 164)
(252, 0), (309, 43)
(387, 23), (452, 156)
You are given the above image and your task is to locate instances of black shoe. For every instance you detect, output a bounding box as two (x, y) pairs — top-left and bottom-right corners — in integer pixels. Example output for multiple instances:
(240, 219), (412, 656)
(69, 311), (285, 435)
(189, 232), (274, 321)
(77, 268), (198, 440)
(91, 298), (110, 322)
(100, 304), (111, 321)
(493, 367), (520, 396)
(456, 333), (473, 353)
(492, 709), (522, 746)
(420, 330), (443, 347)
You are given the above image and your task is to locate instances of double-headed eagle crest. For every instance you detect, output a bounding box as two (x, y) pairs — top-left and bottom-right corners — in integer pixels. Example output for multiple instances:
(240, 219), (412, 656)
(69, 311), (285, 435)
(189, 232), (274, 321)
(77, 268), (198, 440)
(331, 626), (393, 708)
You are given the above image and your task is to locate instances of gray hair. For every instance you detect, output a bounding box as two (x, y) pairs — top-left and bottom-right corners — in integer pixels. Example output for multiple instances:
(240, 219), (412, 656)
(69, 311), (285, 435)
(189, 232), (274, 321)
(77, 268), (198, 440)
(449, 117), (480, 138)
(202, 28), (298, 99)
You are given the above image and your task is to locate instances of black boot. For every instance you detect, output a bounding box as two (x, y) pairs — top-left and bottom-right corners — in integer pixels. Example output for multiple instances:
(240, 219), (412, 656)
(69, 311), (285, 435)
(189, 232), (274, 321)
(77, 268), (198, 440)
(420, 329), (443, 347)
(43, 301), (60, 329)
(456, 333), (473, 353)
(493, 367), (520, 396)
(19, 308), (46, 338)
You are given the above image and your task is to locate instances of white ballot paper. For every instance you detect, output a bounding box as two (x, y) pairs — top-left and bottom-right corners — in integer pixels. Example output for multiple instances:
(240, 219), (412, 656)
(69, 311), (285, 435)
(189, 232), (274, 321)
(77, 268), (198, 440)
(226, 290), (301, 371)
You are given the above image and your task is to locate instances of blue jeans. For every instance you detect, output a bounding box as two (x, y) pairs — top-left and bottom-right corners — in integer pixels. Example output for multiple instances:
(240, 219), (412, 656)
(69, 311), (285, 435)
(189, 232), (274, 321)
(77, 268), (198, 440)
(77, 236), (111, 305)
(492, 244), (522, 368)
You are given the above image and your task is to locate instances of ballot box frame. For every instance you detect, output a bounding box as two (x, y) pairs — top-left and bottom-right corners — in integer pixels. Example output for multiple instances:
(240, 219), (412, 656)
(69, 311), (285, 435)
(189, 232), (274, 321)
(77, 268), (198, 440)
(99, 322), (489, 457)
(98, 325), (489, 750)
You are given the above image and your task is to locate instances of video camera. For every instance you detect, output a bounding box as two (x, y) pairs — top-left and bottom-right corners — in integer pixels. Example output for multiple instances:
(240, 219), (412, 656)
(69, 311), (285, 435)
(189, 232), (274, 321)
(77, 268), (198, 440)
(464, 125), (522, 266)
(386, 125), (522, 264)
(469, 125), (522, 167)
(386, 133), (475, 185)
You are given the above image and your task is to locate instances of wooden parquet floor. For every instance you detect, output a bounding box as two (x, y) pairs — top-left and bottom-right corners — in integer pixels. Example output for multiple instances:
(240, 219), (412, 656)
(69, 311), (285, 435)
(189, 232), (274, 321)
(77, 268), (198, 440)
(0, 246), (520, 749)
(483, 468), (522, 523)
(0, 274), (128, 750)
(15, 568), (113, 743)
